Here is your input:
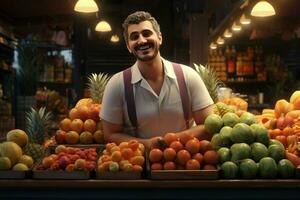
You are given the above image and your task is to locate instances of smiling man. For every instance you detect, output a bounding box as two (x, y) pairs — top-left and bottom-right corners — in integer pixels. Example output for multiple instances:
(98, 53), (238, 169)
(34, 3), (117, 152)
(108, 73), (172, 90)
(100, 11), (214, 148)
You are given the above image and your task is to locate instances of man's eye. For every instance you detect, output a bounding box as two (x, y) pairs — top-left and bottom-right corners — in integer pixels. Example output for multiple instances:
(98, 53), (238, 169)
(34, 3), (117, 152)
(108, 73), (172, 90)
(129, 34), (139, 41)
(142, 31), (152, 37)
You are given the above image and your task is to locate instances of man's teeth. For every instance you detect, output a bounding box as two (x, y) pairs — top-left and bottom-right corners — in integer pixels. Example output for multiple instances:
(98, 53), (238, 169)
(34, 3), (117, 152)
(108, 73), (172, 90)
(138, 45), (150, 50)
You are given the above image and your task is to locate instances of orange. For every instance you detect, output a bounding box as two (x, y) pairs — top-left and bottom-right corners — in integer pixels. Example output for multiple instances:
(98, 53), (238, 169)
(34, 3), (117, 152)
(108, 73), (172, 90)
(151, 163), (163, 170)
(128, 139), (139, 151)
(179, 132), (194, 145)
(132, 165), (143, 172)
(169, 141), (184, 152)
(111, 151), (122, 162)
(185, 138), (200, 154)
(192, 153), (203, 164)
(164, 132), (179, 146)
(65, 131), (80, 144)
(203, 164), (217, 170)
(70, 119), (84, 134)
(163, 161), (176, 170)
(69, 108), (80, 120)
(199, 140), (213, 154)
(59, 118), (72, 132)
(185, 159), (200, 170)
(176, 149), (191, 165)
(150, 136), (167, 149)
(121, 148), (134, 160)
(83, 119), (96, 133)
(163, 147), (176, 161)
(129, 156), (145, 166)
(203, 150), (219, 165)
(149, 148), (163, 163)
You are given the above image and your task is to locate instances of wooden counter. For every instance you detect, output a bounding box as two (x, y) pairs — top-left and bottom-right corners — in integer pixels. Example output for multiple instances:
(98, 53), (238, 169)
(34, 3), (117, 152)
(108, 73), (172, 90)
(1, 179), (300, 199)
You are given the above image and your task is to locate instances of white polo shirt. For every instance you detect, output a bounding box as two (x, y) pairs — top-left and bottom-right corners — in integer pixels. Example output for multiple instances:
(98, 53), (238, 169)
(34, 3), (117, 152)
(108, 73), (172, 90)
(100, 58), (213, 139)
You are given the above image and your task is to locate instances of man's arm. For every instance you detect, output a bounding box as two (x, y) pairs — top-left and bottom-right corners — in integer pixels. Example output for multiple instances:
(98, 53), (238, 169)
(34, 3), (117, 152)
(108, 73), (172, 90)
(177, 104), (214, 140)
(102, 120), (151, 148)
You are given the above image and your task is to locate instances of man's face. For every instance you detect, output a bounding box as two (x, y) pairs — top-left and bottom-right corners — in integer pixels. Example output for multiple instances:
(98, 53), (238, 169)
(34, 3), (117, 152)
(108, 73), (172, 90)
(126, 21), (162, 61)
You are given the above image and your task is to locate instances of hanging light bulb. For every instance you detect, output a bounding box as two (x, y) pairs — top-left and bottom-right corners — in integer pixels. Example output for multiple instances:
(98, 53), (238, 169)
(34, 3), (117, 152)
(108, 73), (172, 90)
(110, 34), (120, 43)
(232, 22), (242, 32)
(210, 43), (217, 50)
(240, 14), (251, 25)
(95, 20), (112, 32)
(217, 37), (225, 45)
(223, 29), (233, 38)
(74, 0), (99, 13)
(251, 1), (276, 17)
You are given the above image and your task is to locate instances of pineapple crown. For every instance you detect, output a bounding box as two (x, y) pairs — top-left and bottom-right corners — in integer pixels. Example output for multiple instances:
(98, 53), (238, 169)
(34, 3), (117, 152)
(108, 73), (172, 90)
(87, 73), (110, 104)
(193, 63), (223, 103)
(25, 107), (52, 144)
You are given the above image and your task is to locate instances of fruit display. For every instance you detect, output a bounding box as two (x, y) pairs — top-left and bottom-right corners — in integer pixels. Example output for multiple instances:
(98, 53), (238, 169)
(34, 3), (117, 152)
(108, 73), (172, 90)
(254, 90), (300, 168)
(204, 112), (295, 179)
(35, 145), (97, 172)
(97, 140), (145, 173)
(0, 130), (34, 172)
(54, 73), (110, 145)
(149, 132), (219, 171)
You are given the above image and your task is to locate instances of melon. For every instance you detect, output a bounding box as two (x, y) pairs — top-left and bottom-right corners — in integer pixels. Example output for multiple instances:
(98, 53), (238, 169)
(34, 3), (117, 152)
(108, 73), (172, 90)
(0, 141), (23, 165)
(6, 129), (28, 148)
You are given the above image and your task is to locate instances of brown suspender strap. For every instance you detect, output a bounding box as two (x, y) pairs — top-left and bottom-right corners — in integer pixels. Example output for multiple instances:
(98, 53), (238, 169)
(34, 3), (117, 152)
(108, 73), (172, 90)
(123, 68), (138, 128)
(172, 63), (190, 129)
(123, 62), (190, 131)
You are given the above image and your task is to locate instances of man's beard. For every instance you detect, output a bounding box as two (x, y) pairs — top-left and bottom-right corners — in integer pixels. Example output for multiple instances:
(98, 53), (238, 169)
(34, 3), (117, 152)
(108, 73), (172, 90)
(132, 42), (160, 61)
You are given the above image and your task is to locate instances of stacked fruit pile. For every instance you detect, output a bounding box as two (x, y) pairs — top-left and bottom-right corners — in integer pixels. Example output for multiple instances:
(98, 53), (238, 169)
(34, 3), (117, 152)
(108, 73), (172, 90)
(35, 145), (97, 172)
(0, 129), (34, 171)
(97, 140), (145, 173)
(149, 133), (219, 170)
(205, 112), (295, 179)
(54, 73), (110, 145)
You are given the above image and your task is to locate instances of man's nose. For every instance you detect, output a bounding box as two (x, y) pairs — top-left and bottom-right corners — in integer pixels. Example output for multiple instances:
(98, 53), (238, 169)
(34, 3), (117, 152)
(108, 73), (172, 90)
(137, 34), (147, 44)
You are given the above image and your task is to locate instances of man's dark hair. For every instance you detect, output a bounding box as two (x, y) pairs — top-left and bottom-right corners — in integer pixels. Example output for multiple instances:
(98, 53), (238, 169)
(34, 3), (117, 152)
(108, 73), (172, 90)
(122, 11), (160, 44)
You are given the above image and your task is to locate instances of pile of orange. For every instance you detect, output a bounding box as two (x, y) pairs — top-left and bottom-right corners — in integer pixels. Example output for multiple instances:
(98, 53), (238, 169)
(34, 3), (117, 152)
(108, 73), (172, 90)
(149, 132), (219, 170)
(97, 140), (145, 172)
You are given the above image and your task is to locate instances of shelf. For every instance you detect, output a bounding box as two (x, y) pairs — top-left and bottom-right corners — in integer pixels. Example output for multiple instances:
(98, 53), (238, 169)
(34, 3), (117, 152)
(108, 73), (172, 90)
(38, 81), (72, 86)
(224, 80), (269, 85)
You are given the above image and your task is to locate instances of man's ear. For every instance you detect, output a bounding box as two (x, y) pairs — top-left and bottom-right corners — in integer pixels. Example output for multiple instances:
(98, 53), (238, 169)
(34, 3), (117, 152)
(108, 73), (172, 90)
(158, 32), (162, 45)
(126, 44), (132, 53)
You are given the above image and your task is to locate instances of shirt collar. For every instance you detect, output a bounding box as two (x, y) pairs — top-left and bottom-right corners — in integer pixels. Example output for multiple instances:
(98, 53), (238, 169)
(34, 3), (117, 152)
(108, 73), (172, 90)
(131, 57), (176, 84)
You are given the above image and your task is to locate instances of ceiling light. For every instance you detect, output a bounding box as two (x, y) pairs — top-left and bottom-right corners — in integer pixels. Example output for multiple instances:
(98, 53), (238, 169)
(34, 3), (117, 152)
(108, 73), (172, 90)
(240, 14), (251, 25)
(210, 43), (217, 50)
(251, 1), (276, 17)
(95, 20), (112, 32)
(223, 29), (233, 38)
(74, 0), (99, 13)
(217, 37), (225, 45)
(110, 35), (120, 43)
(232, 22), (242, 32)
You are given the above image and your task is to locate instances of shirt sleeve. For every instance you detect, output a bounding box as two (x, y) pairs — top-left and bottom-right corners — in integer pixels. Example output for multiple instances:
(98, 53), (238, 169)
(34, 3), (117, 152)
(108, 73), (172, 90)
(100, 72), (124, 124)
(184, 66), (214, 111)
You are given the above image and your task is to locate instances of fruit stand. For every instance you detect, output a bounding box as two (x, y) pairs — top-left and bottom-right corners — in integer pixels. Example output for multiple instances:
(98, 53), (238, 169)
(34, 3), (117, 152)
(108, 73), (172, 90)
(2, 72), (300, 200)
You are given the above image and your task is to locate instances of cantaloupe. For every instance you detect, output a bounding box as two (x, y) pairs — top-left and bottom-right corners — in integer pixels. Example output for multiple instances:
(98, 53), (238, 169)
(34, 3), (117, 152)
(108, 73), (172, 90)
(0, 141), (23, 165)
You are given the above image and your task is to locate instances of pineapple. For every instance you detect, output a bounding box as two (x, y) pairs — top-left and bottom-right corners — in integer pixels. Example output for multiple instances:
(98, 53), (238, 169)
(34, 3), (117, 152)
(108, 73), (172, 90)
(214, 102), (237, 117)
(193, 63), (222, 103)
(23, 107), (52, 162)
(193, 63), (238, 116)
(87, 73), (110, 104)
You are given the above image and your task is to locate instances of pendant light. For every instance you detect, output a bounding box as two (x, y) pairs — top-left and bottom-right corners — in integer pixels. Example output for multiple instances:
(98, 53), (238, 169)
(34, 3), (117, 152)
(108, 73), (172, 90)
(95, 20), (112, 32)
(217, 37), (225, 45)
(210, 43), (217, 50)
(110, 34), (120, 43)
(74, 0), (99, 13)
(232, 22), (242, 32)
(223, 29), (233, 38)
(251, 1), (276, 17)
(240, 14), (251, 25)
